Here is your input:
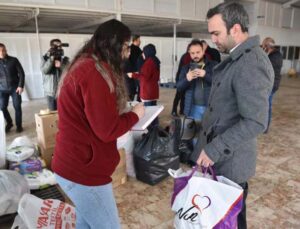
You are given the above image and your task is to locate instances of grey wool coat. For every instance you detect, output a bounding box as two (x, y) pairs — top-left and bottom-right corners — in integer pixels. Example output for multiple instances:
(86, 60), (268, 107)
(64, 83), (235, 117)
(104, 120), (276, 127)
(191, 36), (274, 184)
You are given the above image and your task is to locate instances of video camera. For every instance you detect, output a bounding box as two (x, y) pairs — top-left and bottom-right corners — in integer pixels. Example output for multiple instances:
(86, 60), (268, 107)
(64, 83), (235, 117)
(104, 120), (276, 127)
(49, 43), (69, 61)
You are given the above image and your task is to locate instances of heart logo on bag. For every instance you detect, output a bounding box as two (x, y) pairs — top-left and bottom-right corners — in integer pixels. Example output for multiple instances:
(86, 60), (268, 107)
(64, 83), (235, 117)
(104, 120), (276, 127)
(191, 194), (211, 213)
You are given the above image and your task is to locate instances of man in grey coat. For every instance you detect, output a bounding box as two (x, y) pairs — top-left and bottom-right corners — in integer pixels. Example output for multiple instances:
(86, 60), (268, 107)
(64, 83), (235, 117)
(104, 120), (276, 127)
(191, 3), (274, 229)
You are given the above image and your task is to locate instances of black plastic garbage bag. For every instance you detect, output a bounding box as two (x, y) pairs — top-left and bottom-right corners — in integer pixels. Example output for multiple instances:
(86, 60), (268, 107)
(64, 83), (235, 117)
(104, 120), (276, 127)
(134, 127), (179, 185)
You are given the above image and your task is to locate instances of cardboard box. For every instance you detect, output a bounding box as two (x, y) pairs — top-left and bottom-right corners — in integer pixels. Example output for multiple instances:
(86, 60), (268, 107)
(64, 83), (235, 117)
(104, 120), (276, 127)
(39, 145), (55, 169)
(35, 112), (58, 149)
(112, 149), (127, 188)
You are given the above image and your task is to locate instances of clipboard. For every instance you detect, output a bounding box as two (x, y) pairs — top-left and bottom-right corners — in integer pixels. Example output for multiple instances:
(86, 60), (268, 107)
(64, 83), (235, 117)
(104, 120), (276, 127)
(131, 105), (164, 131)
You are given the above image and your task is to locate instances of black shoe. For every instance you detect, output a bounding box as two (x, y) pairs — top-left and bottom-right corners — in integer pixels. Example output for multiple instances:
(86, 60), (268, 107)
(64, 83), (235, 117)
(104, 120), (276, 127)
(16, 126), (23, 133)
(171, 111), (178, 117)
(5, 123), (13, 133)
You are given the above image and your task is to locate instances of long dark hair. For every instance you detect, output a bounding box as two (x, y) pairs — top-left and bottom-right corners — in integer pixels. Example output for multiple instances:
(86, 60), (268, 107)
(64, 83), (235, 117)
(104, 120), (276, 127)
(60, 19), (131, 112)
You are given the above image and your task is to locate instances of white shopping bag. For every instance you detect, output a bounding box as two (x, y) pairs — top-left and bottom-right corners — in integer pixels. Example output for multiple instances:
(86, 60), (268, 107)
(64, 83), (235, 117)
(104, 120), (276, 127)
(170, 166), (243, 229)
(0, 170), (30, 216)
(17, 193), (76, 229)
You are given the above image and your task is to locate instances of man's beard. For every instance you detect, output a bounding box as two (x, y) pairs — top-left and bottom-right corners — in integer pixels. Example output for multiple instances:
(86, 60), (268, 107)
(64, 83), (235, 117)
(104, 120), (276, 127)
(219, 35), (236, 54)
(192, 57), (202, 63)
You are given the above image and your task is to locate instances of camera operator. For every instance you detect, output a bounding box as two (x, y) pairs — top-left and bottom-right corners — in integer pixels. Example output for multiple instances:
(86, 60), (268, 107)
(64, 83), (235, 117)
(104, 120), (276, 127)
(41, 39), (69, 111)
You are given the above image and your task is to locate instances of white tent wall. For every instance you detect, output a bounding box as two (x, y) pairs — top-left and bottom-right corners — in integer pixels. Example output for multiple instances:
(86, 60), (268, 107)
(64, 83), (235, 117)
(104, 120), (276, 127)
(0, 33), (192, 100)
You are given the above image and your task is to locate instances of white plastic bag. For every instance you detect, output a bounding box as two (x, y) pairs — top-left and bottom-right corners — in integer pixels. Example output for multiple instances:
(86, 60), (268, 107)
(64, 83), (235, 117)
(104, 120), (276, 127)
(17, 193), (76, 229)
(0, 111), (6, 168)
(170, 167), (243, 229)
(0, 170), (30, 216)
(6, 136), (36, 162)
(24, 169), (57, 190)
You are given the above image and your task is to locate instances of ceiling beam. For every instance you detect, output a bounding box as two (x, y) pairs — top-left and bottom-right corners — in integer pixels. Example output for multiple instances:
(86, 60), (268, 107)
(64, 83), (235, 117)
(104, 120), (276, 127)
(7, 8), (36, 32)
(282, 0), (300, 8)
(68, 14), (115, 31)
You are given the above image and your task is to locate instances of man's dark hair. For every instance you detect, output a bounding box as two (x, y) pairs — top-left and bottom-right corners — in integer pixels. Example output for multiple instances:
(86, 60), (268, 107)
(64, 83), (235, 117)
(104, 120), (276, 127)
(188, 39), (203, 49)
(207, 2), (249, 33)
(50, 39), (61, 46)
(132, 35), (140, 42)
(0, 43), (5, 48)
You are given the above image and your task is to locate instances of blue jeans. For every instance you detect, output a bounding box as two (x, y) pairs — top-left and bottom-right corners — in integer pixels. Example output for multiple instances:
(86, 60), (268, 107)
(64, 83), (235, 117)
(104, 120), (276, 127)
(189, 105), (206, 122)
(55, 174), (121, 229)
(265, 92), (274, 133)
(0, 88), (22, 127)
(189, 105), (206, 145)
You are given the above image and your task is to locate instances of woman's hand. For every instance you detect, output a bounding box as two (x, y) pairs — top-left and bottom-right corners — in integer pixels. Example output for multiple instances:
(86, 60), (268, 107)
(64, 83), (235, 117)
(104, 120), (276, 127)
(132, 103), (145, 119)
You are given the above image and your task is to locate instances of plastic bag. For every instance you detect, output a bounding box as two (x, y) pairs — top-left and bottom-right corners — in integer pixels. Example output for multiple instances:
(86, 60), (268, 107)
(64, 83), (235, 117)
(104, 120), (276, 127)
(16, 193), (76, 229)
(24, 169), (57, 190)
(0, 170), (30, 216)
(133, 126), (179, 185)
(6, 136), (36, 162)
(170, 166), (243, 229)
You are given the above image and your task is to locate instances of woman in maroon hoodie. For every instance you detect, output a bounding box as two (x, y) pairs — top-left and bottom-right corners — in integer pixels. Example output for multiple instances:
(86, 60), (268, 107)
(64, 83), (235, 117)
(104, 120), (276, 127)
(128, 43), (160, 127)
(52, 19), (144, 229)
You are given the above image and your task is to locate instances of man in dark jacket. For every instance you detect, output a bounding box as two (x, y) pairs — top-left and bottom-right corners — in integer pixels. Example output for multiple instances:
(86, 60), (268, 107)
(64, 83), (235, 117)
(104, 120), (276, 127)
(191, 3), (274, 228)
(125, 35), (142, 101)
(262, 37), (283, 133)
(201, 40), (221, 63)
(0, 43), (25, 133)
(171, 44), (192, 116)
(177, 39), (217, 121)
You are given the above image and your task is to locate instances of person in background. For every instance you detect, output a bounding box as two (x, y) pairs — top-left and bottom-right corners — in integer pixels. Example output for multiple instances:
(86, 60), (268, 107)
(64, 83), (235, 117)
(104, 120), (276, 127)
(52, 19), (145, 229)
(0, 43), (25, 133)
(171, 44), (192, 116)
(201, 39), (221, 63)
(41, 39), (69, 110)
(125, 35), (143, 101)
(191, 3), (274, 229)
(127, 43), (160, 127)
(177, 39), (217, 122)
(261, 37), (283, 133)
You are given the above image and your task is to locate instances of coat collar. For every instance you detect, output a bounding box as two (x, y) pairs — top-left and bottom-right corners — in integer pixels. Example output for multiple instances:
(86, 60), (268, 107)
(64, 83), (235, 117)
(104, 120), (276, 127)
(229, 35), (260, 61)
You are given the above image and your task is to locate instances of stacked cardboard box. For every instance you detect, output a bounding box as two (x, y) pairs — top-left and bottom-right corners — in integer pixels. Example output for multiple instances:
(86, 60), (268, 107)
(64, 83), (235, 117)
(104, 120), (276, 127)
(35, 112), (58, 169)
(112, 148), (127, 188)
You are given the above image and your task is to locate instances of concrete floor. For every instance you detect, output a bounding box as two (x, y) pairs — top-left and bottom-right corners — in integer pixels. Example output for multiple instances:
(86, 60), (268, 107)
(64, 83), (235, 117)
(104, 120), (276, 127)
(3, 74), (300, 228)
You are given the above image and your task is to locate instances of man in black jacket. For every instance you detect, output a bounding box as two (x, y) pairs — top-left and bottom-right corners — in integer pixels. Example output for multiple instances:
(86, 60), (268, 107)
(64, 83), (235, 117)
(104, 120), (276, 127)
(125, 35), (143, 101)
(0, 43), (25, 133)
(262, 37), (283, 133)
(201, 40), (221, 63)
